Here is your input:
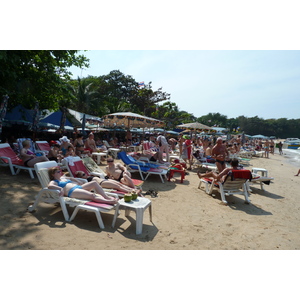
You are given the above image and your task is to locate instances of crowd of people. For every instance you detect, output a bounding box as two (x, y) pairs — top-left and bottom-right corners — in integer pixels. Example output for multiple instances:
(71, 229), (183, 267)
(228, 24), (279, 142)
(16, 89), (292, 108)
(9, 130), (280, 172)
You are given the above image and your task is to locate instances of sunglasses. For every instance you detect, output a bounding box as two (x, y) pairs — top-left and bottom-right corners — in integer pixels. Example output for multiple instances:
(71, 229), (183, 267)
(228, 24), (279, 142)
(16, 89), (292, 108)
(107, 160), (114, 163)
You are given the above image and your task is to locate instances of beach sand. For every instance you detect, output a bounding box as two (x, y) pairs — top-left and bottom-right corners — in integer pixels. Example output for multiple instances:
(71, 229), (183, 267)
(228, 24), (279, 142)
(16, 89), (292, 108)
(1, 149), (300, 251)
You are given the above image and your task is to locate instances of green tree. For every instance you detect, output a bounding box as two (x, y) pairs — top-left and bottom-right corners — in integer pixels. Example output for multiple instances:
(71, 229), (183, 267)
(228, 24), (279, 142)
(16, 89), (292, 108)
(0, 50), (89, 110)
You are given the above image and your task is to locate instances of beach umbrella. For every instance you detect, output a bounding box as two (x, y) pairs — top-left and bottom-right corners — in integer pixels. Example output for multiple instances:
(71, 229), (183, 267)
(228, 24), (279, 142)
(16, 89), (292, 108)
(252, 134), (267, 139)
(0, 95), (9, 142)
(176, 122), (212, 131)
(102, 112), (164, 129)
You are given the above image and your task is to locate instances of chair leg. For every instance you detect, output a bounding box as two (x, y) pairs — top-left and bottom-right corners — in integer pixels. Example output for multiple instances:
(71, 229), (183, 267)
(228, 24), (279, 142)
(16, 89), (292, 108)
(111, 202), (120, 228)
(243, 184), (251, 204)
(218, 186), (228, 204)
(29, 169), (35, 179)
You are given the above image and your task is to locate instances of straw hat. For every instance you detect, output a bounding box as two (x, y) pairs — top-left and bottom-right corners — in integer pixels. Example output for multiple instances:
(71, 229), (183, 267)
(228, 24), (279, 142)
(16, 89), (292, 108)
(59, 136), (70, 143)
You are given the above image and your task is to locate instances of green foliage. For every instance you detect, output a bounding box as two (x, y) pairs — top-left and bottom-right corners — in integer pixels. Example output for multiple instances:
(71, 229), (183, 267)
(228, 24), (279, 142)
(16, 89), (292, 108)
(0, 50), (89, 110)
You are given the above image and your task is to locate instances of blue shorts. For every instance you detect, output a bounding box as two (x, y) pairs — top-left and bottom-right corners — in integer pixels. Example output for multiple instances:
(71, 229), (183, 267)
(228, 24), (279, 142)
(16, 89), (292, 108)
(68, 185), (83, 197)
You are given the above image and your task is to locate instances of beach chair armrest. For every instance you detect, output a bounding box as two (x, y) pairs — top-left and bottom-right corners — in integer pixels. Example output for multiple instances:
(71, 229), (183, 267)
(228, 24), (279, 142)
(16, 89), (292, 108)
(0, 155), (12, 164)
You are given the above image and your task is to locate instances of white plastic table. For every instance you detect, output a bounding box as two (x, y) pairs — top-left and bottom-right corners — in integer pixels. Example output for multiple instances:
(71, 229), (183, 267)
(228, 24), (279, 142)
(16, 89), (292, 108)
(112, 197), (152, 235)
(107, 148), (121, 159)
(92, 152), (108, 164)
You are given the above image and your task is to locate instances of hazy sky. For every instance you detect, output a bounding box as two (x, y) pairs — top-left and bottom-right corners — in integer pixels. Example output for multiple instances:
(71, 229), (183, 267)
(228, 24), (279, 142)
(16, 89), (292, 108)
(69, 50), (300, 120)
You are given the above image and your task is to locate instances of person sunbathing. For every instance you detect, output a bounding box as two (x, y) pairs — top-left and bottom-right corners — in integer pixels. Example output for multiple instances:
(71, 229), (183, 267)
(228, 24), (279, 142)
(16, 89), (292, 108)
(20, 140), (49, 167)
(197, 159), (240, 183)
(75, 171), (141, 195)
(105, 158), (135, 188)
(47, 166), (118, 204)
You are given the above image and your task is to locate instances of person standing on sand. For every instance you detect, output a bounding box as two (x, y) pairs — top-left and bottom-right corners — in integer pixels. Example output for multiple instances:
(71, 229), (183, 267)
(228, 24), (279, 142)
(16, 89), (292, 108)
(295, 169), (300, 176)
(212, 137), (229, 173)
(264, 140), (270, 158)
(178, 133), (184, 158)
(278, 141), (283, 155)
(156, 132), (169, 163)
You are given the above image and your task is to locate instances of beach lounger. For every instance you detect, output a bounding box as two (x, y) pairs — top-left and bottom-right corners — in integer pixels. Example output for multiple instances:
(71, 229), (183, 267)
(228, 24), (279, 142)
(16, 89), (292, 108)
(35, 141), (51, 155)
(247, 173), (274, 191)
(17, 138), (44, 156)
(118, 151), (168, 183)
(81, 156), (144, 187)
(198, 169), (252, 205)
(0, 143), (35, 178)
(28, 160), (119, 229)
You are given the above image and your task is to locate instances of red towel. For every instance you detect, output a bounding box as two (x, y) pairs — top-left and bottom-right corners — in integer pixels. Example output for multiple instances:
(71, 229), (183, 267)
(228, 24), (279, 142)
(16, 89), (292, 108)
(230, 170), (252, 180)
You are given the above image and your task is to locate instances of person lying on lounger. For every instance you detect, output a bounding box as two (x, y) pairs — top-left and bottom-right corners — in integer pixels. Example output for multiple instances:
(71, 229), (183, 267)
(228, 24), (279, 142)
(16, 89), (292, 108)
(75, 171), (141, 195)
(105, 158), (136, 188)
(197, 159), (240, 183)
(47, 166), (118, 204)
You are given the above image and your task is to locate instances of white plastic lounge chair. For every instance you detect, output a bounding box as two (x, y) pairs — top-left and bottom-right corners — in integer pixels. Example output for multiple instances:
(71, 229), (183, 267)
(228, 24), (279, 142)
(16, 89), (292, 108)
(81, 156), (144, 188)
(35, 141), (51, 155)
(198, 169), (252, 204)
(0, 143), (35, 178)
(28, 160), (119, 229)
(247, 173), (274, 191)
(62, 156), (105, 178)
(118, 151), (168, 183)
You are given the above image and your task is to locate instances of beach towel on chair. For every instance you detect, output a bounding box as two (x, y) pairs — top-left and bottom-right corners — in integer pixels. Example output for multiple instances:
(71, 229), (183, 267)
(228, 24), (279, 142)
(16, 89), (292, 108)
(230, 170), (252, 181)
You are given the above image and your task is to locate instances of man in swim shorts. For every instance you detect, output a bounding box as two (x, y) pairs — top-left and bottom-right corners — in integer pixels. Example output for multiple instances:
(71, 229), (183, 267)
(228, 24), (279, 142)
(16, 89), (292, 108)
(212, 137), (229, 173)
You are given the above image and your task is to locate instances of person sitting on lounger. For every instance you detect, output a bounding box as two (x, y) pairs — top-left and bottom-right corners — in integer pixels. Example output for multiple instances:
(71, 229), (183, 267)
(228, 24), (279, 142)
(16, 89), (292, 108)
(197, 159), (240, 183)
(20, 140), (49, 167)
(105, 158), (136, 188)
(48, 166), (118, 204)
(75, 171), (141, 194)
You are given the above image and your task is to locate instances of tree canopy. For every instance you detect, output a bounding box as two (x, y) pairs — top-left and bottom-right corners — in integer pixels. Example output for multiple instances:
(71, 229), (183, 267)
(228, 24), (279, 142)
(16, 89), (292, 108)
(0, 50), (89, 110)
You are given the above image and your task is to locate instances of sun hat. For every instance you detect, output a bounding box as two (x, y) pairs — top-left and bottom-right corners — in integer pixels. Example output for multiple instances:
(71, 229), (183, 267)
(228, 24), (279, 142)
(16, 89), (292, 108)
(59, 136), (70, 143)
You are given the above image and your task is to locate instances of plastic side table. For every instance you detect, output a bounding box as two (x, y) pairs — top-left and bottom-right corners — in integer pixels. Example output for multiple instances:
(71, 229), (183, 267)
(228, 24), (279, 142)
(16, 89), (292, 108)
(112, 197), (152, 235)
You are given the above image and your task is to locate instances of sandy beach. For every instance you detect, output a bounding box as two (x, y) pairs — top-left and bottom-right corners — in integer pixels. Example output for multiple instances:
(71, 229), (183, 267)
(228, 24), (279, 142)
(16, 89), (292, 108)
(1, 148), (300, 251)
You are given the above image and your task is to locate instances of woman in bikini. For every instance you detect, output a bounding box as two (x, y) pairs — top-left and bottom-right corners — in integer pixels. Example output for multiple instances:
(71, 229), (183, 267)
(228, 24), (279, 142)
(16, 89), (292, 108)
(105, 158), (136, 188)
(74, 134), (91, 157)
(20, 140), (49, 167)
(47, 166), (118, 204)
(75, 171), (139, 194)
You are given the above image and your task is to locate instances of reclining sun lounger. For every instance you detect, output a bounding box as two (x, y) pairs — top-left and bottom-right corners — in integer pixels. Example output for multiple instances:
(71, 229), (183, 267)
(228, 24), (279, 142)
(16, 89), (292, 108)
(247, 173), (274, 191)
(0, 143), (35, 178)
(198, 169), (252, 205)
(35, 141), (51, 155)
(118, 151), (168, 183)
(81, 156), (143, 187)
(28, 160), (119, 229)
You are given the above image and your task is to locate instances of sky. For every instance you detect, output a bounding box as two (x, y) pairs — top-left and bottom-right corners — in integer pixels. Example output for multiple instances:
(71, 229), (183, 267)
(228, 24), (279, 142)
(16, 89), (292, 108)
(69, 50), (300, 120)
